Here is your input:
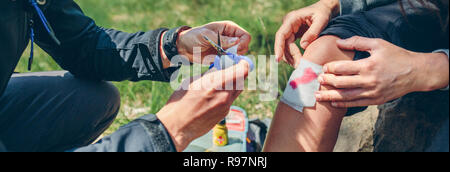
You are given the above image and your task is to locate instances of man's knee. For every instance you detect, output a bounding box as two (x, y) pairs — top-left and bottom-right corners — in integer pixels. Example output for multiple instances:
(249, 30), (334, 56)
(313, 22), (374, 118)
(302, 35), (355, 65)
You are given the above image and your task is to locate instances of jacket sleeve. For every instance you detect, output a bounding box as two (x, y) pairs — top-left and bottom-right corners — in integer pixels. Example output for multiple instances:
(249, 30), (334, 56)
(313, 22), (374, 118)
(69, 115), (177, 152)
(33, 0), (179, 82)
(339, 0), (397, 15)
(433, 49), (449, 91)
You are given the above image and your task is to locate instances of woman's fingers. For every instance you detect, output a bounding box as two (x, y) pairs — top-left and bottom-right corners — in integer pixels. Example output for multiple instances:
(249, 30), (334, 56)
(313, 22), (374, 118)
(206, 21), (252, 54)
(219, 36), (240, 50)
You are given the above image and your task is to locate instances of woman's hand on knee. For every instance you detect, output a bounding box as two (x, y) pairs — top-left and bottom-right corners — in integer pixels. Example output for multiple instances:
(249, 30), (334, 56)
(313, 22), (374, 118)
(315, 36), (449, 108)
(275, 0), (340, 66)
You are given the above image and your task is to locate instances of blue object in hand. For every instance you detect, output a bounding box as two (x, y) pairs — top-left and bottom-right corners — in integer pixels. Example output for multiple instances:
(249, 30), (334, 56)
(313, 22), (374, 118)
(203, 33), (254, 71)
(209, 53), (254, 72)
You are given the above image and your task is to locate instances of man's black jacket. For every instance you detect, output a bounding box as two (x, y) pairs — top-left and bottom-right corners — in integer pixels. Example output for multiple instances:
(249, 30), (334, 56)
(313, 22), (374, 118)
(0, 0), (178, 152)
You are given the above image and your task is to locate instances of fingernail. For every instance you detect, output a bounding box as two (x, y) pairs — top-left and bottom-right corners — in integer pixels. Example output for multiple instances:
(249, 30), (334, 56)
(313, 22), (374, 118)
(276, 56), (282, 63)
(318, 75), (324, 83)
(336, 39), (345, 44)
(301, 41), (309, 49)
(229, 37), (238, 44)
(322, 66), (328, 73)
(315, 92), (321, 100)
(331, 102), (338, 107)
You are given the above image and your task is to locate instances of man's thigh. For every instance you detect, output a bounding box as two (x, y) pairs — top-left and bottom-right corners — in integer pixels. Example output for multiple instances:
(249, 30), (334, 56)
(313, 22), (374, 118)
(0, 71), (120, 152)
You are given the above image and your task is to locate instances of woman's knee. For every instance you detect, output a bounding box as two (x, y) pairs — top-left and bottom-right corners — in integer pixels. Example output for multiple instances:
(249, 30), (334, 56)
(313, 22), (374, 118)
(64, 72), (121, 118)
(95, 81), (121, 118)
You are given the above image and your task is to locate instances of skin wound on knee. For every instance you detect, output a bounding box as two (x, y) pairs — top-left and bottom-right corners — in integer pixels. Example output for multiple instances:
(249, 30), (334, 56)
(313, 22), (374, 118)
(281, 59), (323, 113)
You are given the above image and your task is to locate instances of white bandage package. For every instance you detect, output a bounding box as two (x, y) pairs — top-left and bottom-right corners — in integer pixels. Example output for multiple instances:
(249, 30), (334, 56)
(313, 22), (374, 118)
(281, 59), (323, 112)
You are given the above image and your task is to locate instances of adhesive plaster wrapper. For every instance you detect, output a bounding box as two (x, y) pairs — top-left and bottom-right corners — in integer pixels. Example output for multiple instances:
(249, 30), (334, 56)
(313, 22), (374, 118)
(220, 44), (239, 69)
(281, 59), (323, 113)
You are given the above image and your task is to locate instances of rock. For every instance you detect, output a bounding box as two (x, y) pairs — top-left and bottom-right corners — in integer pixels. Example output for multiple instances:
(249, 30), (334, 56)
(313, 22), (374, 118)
(334, 106), (379, 152)
(373, 91), (449, 152)
(334, 91), (449, 152)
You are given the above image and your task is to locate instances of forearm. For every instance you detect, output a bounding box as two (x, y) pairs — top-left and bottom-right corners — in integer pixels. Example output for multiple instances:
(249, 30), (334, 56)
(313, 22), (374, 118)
(321, 0), (341, 18)
(414, 52), (450, 92)
(37, 0), (181, 82)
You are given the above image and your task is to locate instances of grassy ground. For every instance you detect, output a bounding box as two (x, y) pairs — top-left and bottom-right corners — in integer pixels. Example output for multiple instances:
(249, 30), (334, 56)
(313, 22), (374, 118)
(14, 0), (317, 135)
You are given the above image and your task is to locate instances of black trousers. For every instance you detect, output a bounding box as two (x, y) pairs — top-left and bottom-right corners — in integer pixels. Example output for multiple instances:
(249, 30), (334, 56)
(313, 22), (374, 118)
(0, 71), (120, 152)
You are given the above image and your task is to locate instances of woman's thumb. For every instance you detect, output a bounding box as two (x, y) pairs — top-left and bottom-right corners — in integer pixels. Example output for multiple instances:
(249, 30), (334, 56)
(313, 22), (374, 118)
(220, 36), (240, 50)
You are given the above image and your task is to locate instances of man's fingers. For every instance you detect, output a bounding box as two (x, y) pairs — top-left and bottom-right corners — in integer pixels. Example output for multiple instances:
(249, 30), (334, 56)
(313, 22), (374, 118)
(319, 74), (368, 88)
(299, 17), (327, 49)
(287, 35), (303, 64)
(323, 60), (363, 75)
(275, 26), (289, 62)
(275, 15), (304, 62)
(316, 88), (369, 102)
(331, 99), (379, 108)
(336, 36), (382, 52)
(284, 46), (296, 66)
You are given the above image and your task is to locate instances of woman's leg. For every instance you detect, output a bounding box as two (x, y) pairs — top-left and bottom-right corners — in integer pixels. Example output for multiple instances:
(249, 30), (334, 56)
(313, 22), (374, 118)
(0, 71), (120, 152)
(264, 35), (354, 152)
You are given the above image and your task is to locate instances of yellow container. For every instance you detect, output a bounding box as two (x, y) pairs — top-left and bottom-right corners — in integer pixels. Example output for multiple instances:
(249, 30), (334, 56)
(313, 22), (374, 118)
(213, 122), (228, 146)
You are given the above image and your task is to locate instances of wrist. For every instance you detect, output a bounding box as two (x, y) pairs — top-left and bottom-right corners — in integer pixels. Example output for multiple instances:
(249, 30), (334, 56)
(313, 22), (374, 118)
(414, 52), (450, 92)
(156, 109), (193, 152)
(160, 31), (171, 69)
(320, 0), (340, 17)
(161, 26), (192, 68)
(176, 30), (190, 58)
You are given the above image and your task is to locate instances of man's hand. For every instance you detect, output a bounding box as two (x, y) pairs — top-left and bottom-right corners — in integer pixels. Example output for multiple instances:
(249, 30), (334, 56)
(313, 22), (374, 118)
(315, 36), (450, 108)
(176, 21), (251, 64)
(275, 0), (340, 67)
(156, 60), (251, 151)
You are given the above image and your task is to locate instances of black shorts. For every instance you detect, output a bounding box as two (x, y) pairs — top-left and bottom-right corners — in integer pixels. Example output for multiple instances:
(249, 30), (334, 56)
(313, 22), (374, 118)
(319, 2), (449, 116)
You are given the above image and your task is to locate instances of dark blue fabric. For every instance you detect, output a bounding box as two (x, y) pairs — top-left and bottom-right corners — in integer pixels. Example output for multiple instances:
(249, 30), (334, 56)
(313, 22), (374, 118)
(0, 71), (177, 152)
(0, 71), (120, 152)
(0, 0), (180, 100)
(71, 115), (177, 152)
(427, 118), (449, 152)
(339, 0), (396, 15)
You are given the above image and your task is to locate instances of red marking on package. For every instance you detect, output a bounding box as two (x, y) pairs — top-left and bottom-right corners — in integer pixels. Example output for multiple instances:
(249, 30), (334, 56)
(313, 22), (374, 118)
(226, 109), (246, 132)
(289, 67), (319, 89)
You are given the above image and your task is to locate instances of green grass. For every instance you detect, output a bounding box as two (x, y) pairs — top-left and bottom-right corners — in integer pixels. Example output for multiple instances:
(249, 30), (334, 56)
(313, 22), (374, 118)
(14, 0), (317, 135)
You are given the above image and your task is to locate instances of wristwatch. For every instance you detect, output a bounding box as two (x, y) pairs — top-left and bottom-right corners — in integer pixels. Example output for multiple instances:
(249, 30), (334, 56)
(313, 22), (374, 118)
(162, 26), (192, 67)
